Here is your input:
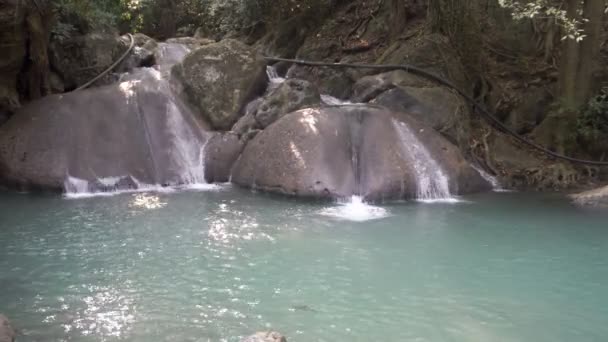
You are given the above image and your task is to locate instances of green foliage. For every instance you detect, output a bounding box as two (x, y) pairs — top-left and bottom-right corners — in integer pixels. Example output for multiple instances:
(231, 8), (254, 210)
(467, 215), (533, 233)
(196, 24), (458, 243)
(498, 0), (588, 41)
(51, 0), (131, 39)
(577, 87), (608, 141)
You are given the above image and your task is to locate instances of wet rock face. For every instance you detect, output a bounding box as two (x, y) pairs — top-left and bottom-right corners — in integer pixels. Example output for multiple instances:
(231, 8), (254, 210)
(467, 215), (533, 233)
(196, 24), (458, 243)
(571, 185), (608, 208)
(241, 331), (287, 342)
(231, 105), (489, 201)
(0, 68), (209, 192)
(0, 314), (15, 342)
(204, 132), (245, 183)
(172, 39), (268, 130)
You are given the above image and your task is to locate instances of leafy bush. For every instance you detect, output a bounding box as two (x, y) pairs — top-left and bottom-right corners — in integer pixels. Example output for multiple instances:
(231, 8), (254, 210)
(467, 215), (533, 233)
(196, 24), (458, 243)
(577, 87), (608, 142)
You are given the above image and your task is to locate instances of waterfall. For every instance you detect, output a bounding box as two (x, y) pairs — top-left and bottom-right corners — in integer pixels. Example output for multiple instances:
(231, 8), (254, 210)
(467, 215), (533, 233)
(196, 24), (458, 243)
(64, 43), (218, 198)
(165, 101), (207, 185)
(392, 120), (455, 202)
(266, 65), (285, 88)
(471, 165), (510, 192)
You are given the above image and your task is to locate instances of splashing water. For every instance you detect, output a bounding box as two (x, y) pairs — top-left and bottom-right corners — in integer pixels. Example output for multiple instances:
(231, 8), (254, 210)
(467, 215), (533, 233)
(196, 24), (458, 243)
(319, 196), (390, 222)
(393, 120), (457, 202)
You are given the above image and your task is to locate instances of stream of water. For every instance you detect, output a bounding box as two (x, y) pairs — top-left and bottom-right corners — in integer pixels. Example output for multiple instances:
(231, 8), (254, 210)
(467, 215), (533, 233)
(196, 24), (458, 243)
(1, 189), (607, 342)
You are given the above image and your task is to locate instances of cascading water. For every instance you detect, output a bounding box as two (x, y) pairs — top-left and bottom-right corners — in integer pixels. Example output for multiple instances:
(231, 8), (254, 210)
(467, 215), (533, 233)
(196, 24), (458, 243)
(266, 65), (285, 88)
(471, 165), (509, 192)
(392, 120), (456, 202)
(64, 43), (218, 198)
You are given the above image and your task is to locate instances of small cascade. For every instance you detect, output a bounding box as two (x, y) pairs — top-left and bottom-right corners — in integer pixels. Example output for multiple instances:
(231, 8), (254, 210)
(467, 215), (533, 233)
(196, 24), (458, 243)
(319, 196), (389, 222)
(321, 94), (352, 106)
(266, 65), (285, 88)
(471, 165), (510, 192)
(393, 120), (457, 202)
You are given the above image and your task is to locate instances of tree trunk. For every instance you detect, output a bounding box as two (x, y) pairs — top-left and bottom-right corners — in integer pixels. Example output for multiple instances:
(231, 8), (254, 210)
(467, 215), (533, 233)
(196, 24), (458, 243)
(388, 0), (408, 40)
(558, 0), (581, 110)
(575, 0), (604, 106)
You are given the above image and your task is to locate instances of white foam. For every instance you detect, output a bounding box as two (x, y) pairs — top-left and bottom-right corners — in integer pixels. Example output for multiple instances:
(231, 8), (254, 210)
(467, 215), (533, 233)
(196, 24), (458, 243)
(63, 177), (223, 200)
(319, 196), (390, 222)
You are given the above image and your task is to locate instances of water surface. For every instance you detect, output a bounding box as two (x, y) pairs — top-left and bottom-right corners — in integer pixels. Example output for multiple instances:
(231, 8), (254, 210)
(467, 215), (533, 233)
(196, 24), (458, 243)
(1, 189), (607, 341)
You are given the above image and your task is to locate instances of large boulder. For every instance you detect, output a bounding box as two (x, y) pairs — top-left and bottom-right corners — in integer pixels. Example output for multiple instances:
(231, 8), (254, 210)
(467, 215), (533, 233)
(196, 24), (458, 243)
(231, 105), (489, 201)
(571, 185), (608, 208)
(0, 68), (210, 191)
(172, 39), (267, 130)
(0, 315), (15, 342)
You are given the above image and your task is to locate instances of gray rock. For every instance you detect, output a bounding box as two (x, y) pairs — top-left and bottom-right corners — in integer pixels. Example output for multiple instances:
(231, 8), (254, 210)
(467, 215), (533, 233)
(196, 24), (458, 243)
(242, 331), (287, 342)
(172, 39), (267, 130)
(256, 79), (321, 128)
(0, 314), (15, 342)
(286, 66), (353, 100)
(571, 185), (608, 208)
(232, 105), (489, 201)
(204, 132), (245, 183)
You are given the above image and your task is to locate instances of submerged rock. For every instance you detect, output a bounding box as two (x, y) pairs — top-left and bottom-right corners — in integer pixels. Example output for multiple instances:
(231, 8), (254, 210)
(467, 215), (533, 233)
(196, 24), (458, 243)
(0, 315), (15, 342)
(172, 39), (267, 130)
(231, 105), (489, 201)
(242, 331), (287, 342)
(571, 186), (608, 208)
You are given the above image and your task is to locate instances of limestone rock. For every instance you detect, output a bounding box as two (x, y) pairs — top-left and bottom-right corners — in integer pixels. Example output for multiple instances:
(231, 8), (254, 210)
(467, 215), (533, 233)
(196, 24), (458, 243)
(204, 132), (245, 183)
(242, 331), (287, 342)
(172, 39), (267, 130)
(0, 315), (15, 342)
(571, 185), (608, 208)
(232, 105), (489, 201)
(287, 66), (354, 100)
(256, 79), (321, 128)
